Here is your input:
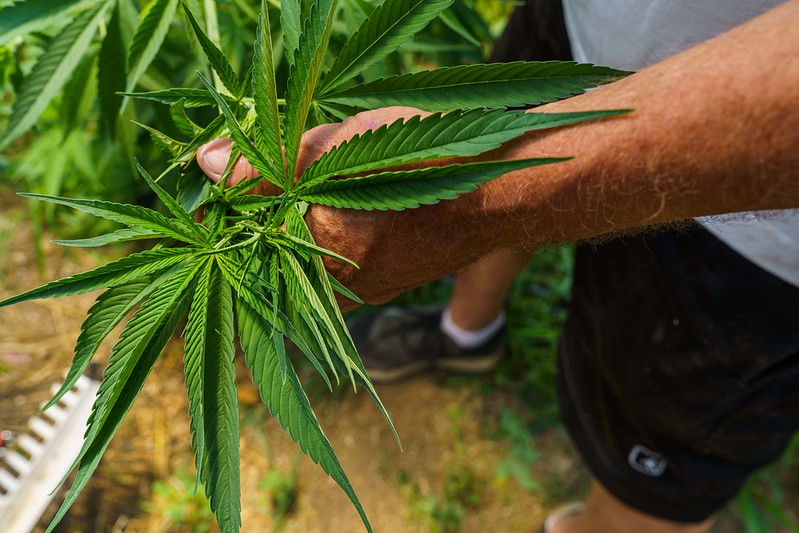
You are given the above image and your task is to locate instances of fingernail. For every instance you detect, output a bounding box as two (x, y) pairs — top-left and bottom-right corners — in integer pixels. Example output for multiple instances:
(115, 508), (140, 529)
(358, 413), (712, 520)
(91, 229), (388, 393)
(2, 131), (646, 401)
(199, 138), (232, 180)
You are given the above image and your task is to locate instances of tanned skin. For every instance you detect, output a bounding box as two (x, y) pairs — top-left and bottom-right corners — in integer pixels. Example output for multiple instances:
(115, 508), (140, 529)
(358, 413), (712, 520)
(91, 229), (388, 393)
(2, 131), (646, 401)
(198, 0), (799, 310)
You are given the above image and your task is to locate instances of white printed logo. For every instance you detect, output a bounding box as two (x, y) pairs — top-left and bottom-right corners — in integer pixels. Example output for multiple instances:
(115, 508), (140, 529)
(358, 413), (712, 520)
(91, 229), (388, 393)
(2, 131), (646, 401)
(628, 445), (667, 477)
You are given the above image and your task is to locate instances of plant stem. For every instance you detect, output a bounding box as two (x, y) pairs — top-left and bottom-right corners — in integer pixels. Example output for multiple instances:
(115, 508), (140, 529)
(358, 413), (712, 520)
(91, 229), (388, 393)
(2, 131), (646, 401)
(203, 0), (224, 93)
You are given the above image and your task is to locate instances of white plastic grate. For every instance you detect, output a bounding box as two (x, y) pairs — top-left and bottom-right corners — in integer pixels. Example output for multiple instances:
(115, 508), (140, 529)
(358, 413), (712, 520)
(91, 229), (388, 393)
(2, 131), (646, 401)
(0, 375), (100, 533)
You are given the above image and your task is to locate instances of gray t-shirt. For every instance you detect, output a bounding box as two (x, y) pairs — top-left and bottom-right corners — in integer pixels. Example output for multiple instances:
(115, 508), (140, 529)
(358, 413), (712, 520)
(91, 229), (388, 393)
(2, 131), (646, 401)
(562, 0), (799, 287)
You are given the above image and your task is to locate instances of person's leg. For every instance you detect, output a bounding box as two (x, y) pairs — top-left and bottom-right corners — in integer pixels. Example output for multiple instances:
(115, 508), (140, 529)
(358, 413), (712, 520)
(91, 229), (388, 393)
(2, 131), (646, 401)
(448, 249), (531, 330)
(557, 226), (799, 530)
(553, 481), (713, 533)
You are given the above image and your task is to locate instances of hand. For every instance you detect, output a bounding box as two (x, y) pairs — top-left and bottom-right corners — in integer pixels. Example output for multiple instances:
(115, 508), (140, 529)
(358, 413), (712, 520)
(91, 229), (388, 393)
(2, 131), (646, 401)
(196, 106), (451, 309)
(196, 106), (429, 189)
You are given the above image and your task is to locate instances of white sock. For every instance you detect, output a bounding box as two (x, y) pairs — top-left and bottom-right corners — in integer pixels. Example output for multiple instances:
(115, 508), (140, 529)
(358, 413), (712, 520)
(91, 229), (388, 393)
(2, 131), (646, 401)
(440, 306), (506, 350)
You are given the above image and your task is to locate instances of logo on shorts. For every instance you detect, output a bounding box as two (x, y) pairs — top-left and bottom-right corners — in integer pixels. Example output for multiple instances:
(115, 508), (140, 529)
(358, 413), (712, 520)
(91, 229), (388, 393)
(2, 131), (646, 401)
(628, 444), (668, 477)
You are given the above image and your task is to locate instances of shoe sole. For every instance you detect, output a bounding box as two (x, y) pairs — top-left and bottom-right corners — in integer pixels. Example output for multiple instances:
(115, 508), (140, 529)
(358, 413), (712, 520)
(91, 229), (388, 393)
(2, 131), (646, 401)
(366, 350), (504, 384)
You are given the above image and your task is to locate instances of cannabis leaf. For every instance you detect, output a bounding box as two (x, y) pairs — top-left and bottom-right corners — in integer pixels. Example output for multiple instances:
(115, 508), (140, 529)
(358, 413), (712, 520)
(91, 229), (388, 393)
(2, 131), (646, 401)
(319, 61), (628, 110)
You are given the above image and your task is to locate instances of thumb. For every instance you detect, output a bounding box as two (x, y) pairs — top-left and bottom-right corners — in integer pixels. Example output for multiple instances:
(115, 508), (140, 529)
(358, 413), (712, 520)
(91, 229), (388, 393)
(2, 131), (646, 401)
(196, 138), (235, 182)
(197, 138), (281, 195)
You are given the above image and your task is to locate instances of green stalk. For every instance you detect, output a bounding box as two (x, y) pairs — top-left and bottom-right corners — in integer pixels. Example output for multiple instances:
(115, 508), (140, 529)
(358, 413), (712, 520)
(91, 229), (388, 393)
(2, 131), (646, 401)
(203, 0), (224, 93)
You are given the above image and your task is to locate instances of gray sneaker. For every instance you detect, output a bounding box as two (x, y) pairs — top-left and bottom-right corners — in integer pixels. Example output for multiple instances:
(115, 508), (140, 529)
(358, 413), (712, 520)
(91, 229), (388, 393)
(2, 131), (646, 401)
(348, 306), (506, 383)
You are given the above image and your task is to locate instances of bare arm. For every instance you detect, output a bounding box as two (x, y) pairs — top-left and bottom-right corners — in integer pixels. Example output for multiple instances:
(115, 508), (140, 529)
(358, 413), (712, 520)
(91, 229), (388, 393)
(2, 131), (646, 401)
(303, 1), (799, 305)
(198, 0), (799, 307)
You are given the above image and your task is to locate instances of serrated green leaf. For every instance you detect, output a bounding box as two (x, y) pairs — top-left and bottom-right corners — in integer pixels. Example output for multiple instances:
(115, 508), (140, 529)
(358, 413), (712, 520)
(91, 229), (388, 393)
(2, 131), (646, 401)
(227, 194), (281, 212)
(0, 1), (109, 150)
(198, 73), (284, 189)
(301, 109), (629, 184)
(300, 157), (568, 210)
(218, 256), (331, 388)
(183, 3), (243, 97)
(273, 232), (358, 268)
(253, 0), (286, 185)
(43, 275), (164, 411)
(283, 0), (337, 179)
(0, 247), (197, 309)
(279, 248), (354, 383)
(19, 193), (203, 243)
(134, 159), (207, 241)
(0, 0), (91, 46)
(53, 227), (162, 247)
(98, 0), (128, 134)
(284, 208), (398, 446)
(327, 272), (363, 304)
(124, 0), (180, 104)
(170, 98), (201, 137)
(236, 295), (372, 532)
(280, 0), (301, 66)
(82, 260), (203, 452)
(121, 87), (229, 107)
(198, 260), (240, 533)
(320, 61), (629, 111)
(45, 266), (195, 533)
(133, 120), (187, 156)
(183, 257), (212, 481)
(321, 0), (454, 93)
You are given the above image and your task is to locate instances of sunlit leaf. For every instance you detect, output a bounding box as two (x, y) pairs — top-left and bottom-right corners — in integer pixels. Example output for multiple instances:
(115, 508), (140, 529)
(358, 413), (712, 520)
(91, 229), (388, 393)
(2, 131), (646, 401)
(283, 0), (337, 178)
(45, 262), (197, 533)
(42, 274), (166, 411)
(320, 61), (628, 111)
(236, 295), (372, 532)
(0, 1), (110, 150)
(183, 3), (244, 97)
(253, 0), (286, 184)
(185, 259), (241, 532)
(301, 109), (628, 184)
(0, 247), (197, 309)
(321, 0), (454, 93)
(300, 157), (569, 210)
(19, 193), (203, 243)
(53, 227), (162, 247)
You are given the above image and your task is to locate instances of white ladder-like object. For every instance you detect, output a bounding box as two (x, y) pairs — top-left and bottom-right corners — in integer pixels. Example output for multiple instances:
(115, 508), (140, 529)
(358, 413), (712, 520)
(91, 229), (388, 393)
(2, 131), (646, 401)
(0, 375), (100, 533)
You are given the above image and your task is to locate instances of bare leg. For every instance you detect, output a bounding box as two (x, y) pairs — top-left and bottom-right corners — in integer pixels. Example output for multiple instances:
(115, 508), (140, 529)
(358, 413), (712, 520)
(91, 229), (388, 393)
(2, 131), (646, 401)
(448, 249), (532, 330)
(554, 482), (714, 533)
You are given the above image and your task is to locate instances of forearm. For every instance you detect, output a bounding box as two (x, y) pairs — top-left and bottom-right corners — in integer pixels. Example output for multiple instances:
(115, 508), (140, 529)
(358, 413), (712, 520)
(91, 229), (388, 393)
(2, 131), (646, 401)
(307, 1), (799, 303)
(469, 0), (799, 249)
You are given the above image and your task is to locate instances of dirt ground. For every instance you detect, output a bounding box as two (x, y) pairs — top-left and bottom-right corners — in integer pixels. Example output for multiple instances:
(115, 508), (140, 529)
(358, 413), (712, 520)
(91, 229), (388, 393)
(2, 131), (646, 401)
(0, 189), (793, 532)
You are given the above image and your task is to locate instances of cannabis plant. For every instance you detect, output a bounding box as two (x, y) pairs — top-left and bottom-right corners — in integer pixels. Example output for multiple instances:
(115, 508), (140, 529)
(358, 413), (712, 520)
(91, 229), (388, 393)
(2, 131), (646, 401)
(0, 0), (626, 531)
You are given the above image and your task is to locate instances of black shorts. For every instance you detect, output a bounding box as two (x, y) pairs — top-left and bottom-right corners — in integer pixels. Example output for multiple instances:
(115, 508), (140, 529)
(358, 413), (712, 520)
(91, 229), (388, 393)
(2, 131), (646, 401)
(558, 225), (799, 522)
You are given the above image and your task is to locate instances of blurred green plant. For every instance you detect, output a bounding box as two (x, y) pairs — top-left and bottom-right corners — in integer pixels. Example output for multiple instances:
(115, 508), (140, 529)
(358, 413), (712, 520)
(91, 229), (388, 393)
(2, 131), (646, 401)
(493, 407), (542, 492)
(735, 435), (799, 533)
(399, 407), (481, 533)
(144, 468), (215, 532)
